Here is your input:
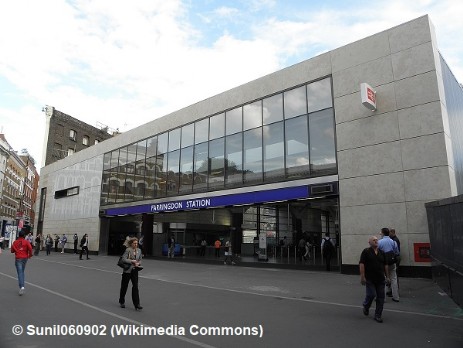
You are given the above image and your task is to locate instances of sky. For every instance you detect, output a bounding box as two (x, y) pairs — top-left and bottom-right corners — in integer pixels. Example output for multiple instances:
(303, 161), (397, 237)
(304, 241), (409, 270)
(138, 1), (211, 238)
(1, 0), (462, 171)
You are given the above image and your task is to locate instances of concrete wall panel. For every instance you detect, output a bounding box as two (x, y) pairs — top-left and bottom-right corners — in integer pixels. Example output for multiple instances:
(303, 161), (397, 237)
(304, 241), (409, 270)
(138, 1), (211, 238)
(338, 141), (402, 179)
(336, 112), (399, 151)
(339, 172), (405, 206)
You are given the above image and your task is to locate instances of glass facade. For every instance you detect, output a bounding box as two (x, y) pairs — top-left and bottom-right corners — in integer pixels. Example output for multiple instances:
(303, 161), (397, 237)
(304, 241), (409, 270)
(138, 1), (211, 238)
(100, 77), (337, 205)
(440, 55), (463, 194)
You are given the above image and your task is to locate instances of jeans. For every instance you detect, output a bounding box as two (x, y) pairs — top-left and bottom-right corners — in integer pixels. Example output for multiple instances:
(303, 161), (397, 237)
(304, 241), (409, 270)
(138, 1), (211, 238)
(15, 258), (28, 289)
(363, 280), (385, 318)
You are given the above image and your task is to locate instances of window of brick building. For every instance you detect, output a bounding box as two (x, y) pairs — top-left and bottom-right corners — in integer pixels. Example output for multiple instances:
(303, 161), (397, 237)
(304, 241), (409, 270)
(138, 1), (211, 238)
(69, 129), (77, 141)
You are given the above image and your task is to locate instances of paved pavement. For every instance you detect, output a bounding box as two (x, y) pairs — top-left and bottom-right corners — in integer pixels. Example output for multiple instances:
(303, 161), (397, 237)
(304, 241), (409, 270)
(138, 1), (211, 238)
(0, 250), (462, 348)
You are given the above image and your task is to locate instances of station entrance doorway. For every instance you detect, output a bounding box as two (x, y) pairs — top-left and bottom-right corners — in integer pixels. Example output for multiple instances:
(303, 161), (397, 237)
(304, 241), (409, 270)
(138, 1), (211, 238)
(102, 196), (339, 266)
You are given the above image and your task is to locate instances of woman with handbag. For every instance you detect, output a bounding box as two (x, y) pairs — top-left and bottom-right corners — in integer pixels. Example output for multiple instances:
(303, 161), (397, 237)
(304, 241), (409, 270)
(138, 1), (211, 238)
(118, 237), (143, 310)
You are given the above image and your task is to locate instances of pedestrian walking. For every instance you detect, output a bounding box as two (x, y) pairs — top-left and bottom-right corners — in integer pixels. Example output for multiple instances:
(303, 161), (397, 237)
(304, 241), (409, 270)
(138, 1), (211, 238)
(33, 234), (42, 256)
(79, 234), (90, 260)
(223, 240), (236, 265)
(214, 239), (221, 258)
(303, 239), (311, 261)
(167, 235), (175, 258)
(139, 234), (145, 257)
(359, 236), (390, 323)
(54, 234), (60, 252)
(321, 233), (335, 271)
(73, 233), (78, 254)
(118, 237), (143, 310)
(60, 234), (67, 253)
(200, 238), (207, 256)
(45, 234), (53, 255)
(11, 230), (33, 296)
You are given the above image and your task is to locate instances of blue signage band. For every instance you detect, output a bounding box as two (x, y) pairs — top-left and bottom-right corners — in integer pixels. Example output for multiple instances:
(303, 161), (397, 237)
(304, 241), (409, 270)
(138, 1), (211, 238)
(104, 185), (315, 216)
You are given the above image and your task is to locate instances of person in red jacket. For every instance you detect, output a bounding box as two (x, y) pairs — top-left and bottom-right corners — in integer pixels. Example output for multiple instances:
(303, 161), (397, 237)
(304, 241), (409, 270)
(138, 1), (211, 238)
(11, 230), (33, 296)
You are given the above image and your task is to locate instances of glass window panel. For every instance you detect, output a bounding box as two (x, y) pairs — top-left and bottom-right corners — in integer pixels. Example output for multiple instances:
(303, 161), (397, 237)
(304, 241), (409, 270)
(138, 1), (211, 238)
(124, 178), (134, 202)
(243, 127), (263, 184)
(144, 156), (156, 198)
(126, 143), (137, 173)
(146, 136), (157, 158)
(103, 152), (111, 171)
(155, 154), (167, 198)
(116, 147), (128, 202)
(109, 176), (119, 204)
(263, 122), (285, 180)
(181, 124), (194, 148)
(243, 100), (262, 131)
(195, 119), (209, 144)
(179, 146), (194, 194)
(226, 107), (242, 135)
(110, 149), (119, 172)
(309, 109), (337, 175)
(209, 138), (225, 189)
(209, 113), (225, 140)
(263, 93), (283, 125)
(307, 78), (333, 113)
(133, 140), (146, 200)
(284, 85), (307, 119)
(135, 140), (147, 176)
(225, 133), (243, 187)
(136, 182), (146, 198)
(124, 144), (137, 202)
(168, 128), (181, 152)
(118, 147), (128, 173)
(155, 139), (168, 198)
(101, 171), (110, 205)
(157, 133), (168, 155)
(193, 142), (208, 191)
(285, 115), (310, 178)
(167, 150), (180, 196)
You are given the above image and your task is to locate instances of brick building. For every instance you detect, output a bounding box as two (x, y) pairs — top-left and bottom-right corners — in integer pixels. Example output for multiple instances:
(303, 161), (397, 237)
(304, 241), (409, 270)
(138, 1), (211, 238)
(42, 106), (114, 166)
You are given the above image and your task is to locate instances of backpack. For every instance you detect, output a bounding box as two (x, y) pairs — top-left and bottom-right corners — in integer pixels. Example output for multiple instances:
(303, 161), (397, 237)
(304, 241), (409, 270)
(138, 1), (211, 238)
(323, 238), (334, 254)
(384, 251), (396, 265)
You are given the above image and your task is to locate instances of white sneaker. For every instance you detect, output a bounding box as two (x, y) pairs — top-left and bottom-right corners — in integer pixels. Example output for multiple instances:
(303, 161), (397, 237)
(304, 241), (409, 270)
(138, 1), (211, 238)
(19, 287), (25, 296)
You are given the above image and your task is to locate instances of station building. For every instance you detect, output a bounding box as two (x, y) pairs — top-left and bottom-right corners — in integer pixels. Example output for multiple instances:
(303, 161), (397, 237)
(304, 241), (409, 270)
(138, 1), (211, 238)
(35, 15), (463, 276)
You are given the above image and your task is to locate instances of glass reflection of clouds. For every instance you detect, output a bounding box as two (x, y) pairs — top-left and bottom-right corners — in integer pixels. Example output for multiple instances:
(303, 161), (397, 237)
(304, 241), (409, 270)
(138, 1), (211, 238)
(102, 76), (337, 204)
(243, 101), (262, 131)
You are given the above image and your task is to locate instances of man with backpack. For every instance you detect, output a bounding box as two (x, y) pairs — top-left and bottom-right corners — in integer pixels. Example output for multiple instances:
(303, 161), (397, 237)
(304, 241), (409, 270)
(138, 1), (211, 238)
(321, 232), (335, 271)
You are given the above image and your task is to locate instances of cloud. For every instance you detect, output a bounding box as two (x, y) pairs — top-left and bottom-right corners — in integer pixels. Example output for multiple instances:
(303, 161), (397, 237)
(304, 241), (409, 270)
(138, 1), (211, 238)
(0, 0), (462, 171)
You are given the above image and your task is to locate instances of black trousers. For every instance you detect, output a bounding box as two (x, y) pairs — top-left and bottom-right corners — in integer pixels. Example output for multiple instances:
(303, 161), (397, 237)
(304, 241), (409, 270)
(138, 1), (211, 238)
(324, 254), (332, 271)
(119, 270), (140, 306)
(79, 246), (89, 259)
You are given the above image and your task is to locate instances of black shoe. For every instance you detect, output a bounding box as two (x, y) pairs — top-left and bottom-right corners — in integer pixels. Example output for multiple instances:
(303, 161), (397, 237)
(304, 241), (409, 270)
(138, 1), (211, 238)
(134, 305), (143, 311)
(374, 317), (383, 323)
(120, 303), (125, 308)
(363, 306), (369, 316)
(392, 298), (400, 302)
(87, 258), (90, 260)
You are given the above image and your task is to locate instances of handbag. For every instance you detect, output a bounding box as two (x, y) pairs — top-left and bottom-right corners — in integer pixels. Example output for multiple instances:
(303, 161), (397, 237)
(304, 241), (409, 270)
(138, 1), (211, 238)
(117, 256), (130, 271)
